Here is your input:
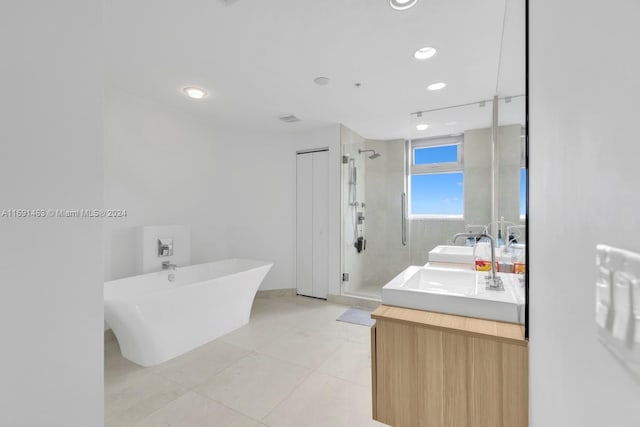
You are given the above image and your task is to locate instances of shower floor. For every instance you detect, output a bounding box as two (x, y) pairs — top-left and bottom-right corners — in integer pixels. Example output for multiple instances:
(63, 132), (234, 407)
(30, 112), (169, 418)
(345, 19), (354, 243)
(344, 283), (383, 300)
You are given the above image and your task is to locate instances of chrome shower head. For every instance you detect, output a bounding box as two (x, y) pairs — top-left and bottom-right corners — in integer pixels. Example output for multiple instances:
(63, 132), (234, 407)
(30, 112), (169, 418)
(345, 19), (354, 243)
(358, 149), (382, 160)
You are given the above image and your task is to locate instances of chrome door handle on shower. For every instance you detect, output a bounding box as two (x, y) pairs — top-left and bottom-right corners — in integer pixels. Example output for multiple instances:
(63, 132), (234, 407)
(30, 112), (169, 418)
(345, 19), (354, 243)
(401, 192), (407, 246)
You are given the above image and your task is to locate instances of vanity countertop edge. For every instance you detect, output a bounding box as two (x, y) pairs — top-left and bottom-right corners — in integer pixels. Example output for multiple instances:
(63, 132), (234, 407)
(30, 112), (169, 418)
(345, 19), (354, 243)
(371, 304), (527, 346)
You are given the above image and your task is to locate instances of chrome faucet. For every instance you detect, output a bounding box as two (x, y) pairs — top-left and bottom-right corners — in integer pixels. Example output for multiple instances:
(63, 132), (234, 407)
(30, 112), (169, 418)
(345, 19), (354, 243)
(161, 261), (177, 270)
(503, 224), (525, 254)
(452, 232), (504, 290)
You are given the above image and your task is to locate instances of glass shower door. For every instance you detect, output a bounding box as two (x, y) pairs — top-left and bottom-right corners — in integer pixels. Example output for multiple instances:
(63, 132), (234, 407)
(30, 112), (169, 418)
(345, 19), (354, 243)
(340, 138), (411, 299)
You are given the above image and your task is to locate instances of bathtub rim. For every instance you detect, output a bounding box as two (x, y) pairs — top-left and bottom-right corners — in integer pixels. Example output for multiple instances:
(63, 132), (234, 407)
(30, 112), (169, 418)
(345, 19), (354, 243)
(104, 258), (274, 302)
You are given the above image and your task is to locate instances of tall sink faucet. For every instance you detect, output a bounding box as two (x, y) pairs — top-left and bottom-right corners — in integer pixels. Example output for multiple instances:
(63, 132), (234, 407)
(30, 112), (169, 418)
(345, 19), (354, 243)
(452, 232), (504, 290)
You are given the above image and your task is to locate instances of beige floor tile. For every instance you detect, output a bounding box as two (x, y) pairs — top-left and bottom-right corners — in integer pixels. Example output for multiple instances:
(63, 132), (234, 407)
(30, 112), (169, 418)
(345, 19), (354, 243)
(105, 296), (383, 426)
(283, 303), (373, 343)
(256, 327), (345, 370)
(156, 340), (250, 388)
(316, 340), (372, 387)
(104, 338), (154, 384)
(194, 352), (311, 420)
(305, 316), (372, 344)
(276, 295), (329, 308)
(282, 301), (347, 324)
(131, 391), (259, 427)
(262, 371), (383, 427)
(219, 317), (294, 351)
(249, 299), (313, 323)
(105, 371), (187, 427)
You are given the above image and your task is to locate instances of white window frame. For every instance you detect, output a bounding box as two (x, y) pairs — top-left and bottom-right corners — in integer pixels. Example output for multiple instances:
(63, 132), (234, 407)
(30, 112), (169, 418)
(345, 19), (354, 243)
(409, 135), (465, 219)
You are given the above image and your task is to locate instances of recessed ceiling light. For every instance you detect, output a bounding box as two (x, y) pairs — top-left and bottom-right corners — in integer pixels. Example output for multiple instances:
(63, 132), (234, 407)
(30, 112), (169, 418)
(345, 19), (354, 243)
(416, 124), (429, 131)
(427, 82), (447, 91)
(183, 86), (208, 99)
(414, 46), (436, 60)
(390, 0), (418, 11)
(313, 76), (330, 86)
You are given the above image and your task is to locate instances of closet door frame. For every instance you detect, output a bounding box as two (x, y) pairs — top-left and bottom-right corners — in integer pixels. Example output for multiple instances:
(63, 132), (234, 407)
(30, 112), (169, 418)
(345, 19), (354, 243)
(295, 148), (329, 299)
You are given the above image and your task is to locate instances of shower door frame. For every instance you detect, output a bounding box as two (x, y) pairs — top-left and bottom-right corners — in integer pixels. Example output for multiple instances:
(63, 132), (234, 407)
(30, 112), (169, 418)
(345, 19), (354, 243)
(339, 140), (410, 301)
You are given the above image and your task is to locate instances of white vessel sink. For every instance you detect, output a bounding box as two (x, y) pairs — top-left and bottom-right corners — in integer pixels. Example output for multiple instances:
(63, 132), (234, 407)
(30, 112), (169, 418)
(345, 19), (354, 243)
(382, 265), (525, 324)
(428, 245), (475, 263)
(428, 245), (516, 265)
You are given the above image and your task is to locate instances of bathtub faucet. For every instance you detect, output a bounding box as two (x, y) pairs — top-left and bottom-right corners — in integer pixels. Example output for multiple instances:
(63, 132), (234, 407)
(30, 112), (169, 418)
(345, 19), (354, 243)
(161, 261), (177, 270)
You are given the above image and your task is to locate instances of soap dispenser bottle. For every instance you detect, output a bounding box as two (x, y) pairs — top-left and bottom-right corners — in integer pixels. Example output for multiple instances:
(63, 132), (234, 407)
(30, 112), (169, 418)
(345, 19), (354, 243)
(474, 238), (492, 272)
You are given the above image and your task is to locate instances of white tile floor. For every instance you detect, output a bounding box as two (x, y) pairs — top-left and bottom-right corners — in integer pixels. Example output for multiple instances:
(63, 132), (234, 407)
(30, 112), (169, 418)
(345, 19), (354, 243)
(105, 295), (389, 427)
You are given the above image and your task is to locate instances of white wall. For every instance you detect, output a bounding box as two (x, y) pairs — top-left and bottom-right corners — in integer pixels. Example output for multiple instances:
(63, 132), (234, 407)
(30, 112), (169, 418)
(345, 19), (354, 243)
(530, 1), (640, 426)
(104, 88), (343, 294)
(218, 124), (341, 293)
(221, 128), (297, 291)
(0, 2), (104, 426)
(104, 88), (229, 280)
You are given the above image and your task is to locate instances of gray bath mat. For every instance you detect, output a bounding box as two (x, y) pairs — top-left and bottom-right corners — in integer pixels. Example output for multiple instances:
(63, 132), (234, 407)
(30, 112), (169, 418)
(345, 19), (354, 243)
(336, 308), (375, 327)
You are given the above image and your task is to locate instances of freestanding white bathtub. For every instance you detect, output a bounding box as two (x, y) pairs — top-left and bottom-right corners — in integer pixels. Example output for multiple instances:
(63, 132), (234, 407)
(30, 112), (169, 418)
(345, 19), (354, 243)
(104, 258), (273, 367)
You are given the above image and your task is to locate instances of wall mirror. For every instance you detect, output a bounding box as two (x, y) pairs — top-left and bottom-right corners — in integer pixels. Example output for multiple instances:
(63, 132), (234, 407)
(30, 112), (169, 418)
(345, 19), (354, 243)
(340, 0), (527, 319)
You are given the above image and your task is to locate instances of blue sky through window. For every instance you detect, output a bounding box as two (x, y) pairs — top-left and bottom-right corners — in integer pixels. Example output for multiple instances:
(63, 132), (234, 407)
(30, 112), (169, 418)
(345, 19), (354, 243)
(414, 144), (457, 165)
(520, 167), (527, 217)
(411, 172), (463, 215)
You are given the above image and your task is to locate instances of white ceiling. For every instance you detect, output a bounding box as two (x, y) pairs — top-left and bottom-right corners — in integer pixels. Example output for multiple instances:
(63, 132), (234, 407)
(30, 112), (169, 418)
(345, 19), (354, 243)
(105, 0), (525, 140)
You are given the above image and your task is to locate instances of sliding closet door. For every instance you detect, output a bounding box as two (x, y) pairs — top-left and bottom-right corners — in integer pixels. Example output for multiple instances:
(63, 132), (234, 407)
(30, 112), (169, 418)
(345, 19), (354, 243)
(296, 149), (329, 299)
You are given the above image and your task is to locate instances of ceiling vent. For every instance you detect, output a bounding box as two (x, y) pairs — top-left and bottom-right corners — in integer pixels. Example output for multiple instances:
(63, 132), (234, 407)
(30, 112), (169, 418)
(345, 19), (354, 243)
(279, 115), (301, 123)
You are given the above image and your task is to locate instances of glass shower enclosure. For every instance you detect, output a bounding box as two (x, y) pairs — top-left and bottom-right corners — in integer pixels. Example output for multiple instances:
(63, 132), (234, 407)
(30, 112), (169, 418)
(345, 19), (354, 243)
(340, 136), (410, 299)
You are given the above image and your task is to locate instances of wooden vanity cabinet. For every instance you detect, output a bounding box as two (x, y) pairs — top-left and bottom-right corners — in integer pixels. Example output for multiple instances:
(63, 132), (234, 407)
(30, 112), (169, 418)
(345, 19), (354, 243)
(371, 305), (528, 427)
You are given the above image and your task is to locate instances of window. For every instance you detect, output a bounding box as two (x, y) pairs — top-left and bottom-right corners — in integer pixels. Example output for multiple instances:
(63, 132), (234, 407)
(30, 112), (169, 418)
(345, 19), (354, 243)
(520, 168), (527, 217)
(520, 130), (527, 218)
(414, 144), (458, 165)
(409, 136), (464, 217)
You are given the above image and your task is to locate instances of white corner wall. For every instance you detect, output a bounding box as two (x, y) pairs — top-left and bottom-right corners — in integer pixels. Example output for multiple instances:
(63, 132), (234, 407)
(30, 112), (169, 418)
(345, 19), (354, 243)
(223, 124), (341, 293)
(104, 87), (342, 293)
(530, 1), (640, 426)
(104, 88), (229, 280)
(0, 2), (104, 426)
(220, 128), (298, 291)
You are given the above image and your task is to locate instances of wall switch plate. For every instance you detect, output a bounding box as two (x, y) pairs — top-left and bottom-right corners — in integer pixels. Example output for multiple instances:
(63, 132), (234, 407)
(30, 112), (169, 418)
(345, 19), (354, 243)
(596, 244), (640, 378)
